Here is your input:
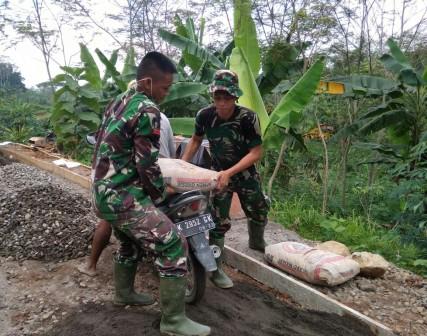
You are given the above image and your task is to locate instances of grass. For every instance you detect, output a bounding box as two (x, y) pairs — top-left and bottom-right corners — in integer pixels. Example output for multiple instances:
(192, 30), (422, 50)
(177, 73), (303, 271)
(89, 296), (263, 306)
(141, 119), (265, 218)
(270, 196), (425, 275)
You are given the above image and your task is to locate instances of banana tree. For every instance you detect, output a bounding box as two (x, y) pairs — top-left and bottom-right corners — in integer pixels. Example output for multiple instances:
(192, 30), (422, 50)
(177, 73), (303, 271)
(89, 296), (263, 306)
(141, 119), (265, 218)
(159, 15), (224, 84)
(230, 0), (324, 198)
(356, 38), (427, 147)
(52, 42), (210, 152)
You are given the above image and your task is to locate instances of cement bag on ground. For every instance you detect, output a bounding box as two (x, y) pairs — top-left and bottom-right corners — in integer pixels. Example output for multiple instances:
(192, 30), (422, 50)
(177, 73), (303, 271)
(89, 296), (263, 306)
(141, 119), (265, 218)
(265, 242), (360, 286)
(158, 158), (218, 192)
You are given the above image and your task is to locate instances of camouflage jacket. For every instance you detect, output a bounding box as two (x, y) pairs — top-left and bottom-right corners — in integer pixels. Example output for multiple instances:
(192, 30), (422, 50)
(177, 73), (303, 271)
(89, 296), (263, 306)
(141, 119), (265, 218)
(91, 89), (166, 221)
(195, 104), (262, 176)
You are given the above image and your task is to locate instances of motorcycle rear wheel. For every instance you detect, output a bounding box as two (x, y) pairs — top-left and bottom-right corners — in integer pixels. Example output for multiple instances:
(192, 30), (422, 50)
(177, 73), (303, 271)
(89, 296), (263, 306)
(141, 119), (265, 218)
(185, 252), (206, 304)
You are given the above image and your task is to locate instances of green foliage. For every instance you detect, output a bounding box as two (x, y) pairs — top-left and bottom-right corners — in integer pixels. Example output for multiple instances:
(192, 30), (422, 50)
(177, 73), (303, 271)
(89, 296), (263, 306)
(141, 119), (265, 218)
(161, 82), (208, 105)
(234, 0), (260, 77)
(230, 47), (270, 134)
(51, 45), (137, 154)
(169, 118), (196, 136)
(0, 62), (26, 91)
(258, 40), (301, 96)
(158, 28), (224, 71)
(0, 92), (49, 142)
(269, 58), (324, 130)
(270, 198), (423, 273)
(332, 75), (400, 98)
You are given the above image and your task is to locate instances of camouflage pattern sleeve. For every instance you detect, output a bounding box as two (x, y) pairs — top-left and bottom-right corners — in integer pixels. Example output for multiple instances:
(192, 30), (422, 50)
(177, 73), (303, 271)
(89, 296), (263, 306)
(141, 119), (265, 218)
(132, 106), (166, 205)
(242, 111), (262, 149)
(194, 109), (206, 137)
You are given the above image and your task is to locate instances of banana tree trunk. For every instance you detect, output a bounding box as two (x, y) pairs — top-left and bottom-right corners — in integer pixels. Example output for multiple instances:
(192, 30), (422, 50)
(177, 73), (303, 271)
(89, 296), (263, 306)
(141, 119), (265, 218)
(314, 105), (329, 215)
(268, 140), (287, 198)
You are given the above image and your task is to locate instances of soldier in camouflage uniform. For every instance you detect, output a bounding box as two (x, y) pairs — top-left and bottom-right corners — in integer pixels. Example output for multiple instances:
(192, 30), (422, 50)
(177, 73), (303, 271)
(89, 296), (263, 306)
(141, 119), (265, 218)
(92, 51), (210, 336)
(182, 70), (269, 289)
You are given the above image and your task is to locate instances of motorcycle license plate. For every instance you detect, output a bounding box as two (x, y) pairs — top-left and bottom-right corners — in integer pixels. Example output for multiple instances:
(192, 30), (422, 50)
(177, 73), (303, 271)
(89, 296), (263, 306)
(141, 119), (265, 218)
(175, 214), (215, 237)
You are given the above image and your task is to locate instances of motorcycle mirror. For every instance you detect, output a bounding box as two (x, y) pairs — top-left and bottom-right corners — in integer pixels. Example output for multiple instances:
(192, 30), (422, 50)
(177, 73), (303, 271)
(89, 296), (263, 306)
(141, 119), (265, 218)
(86, 132), (97, 146)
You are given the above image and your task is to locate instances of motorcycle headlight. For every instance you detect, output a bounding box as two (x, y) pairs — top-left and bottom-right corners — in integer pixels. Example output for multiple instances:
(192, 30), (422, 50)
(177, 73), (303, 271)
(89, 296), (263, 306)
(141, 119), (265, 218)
(176, 199), (208, 218)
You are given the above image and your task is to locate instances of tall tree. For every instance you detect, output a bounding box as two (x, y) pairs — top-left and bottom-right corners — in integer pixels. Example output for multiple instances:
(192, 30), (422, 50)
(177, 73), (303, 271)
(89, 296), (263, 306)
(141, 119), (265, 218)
(0, 62), (26, 91)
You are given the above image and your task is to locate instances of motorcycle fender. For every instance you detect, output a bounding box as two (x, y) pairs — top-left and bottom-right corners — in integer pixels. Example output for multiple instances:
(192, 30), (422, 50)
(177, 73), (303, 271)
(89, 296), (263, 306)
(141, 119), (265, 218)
(188, 233), (217, 272)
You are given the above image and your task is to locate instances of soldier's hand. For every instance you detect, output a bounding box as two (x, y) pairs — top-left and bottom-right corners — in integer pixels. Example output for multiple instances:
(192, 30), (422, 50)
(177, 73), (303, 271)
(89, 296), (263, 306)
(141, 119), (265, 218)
(166, 185), (176, 195)
(216, 171), (230, 191)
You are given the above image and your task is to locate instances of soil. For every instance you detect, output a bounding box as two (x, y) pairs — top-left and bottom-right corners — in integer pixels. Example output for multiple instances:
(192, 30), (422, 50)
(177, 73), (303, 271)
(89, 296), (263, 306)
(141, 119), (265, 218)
(0, 154), (375, 336)
(1, 250), (374, 336)
(1, 148), (426, 335)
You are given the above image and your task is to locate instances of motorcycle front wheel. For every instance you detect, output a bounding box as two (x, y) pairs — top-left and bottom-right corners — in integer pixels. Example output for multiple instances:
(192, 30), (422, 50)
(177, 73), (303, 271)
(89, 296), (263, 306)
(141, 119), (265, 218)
(185, 252), (206, 304)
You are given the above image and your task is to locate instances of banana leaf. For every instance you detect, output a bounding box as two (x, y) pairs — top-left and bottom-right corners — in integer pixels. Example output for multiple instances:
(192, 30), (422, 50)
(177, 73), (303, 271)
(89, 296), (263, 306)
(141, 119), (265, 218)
(229, 47), (269, 135)
(358, 109), (412, 135)
(77, 112), (101, 124)
(258, 42), (300, 96)
(360, 101), (402, 119)
(234, 0), (260, 77)
(269, 58), (324, 130)
(169, 117), (195, 137)
(173, 15), (203, 72)
(79, 43), (102, 90)
(161, 82), (208, 105)
(380, 38), (423, 87)
(185, 17), (197, 43)
(331, 75), (400, 97)
(198, 18), (205, 45)
(96, 49), (126, 91)
(159, 29), (224, 69)
(59, 66), (84, 78)
(121, 47), (137, 84)
(353, 142), (403, 159)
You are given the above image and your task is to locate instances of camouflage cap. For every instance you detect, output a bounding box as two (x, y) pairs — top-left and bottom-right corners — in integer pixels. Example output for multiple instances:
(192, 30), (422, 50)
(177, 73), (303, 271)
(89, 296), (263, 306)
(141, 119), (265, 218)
(209, 70), (243, 98)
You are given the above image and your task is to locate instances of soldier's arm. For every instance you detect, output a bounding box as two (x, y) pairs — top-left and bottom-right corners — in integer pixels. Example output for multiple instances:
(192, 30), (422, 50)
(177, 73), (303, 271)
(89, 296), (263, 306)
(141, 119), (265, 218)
(182, 109), (205, 162)
(216, 145), (262, 190)
(181, 135), (203, 162)
(216, 112), (263, 190)
(133, 107), (166, 204)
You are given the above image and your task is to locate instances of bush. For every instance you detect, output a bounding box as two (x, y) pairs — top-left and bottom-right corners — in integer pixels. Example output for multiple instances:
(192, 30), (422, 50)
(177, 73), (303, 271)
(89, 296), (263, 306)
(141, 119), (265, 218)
(0, 93), (49, 142)
(270, 197), (425, 275)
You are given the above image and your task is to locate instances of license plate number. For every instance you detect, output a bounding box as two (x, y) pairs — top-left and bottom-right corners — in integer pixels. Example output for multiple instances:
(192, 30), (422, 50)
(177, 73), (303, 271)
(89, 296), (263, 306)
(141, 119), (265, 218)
(175, 214), (215, 237)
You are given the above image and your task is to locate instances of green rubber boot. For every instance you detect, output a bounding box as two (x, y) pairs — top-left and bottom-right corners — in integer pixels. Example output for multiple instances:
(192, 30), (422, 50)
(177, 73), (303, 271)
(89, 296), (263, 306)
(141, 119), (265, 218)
(160, 277), (211, 336)
(113, 258), (155, 306)
(248, 222), (267, 252)
(209, 237), (233, 289)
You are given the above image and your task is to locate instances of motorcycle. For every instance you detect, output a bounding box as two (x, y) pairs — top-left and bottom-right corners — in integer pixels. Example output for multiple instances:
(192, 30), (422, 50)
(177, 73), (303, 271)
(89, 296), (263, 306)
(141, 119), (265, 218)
(86, 133), (219, 304)
(158, 191), (219, 303)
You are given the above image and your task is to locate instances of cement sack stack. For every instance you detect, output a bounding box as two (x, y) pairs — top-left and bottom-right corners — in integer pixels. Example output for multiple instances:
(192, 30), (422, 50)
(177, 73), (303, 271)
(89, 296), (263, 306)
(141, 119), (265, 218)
(158, 158), (218, 192)
(265, 242), (360, 286)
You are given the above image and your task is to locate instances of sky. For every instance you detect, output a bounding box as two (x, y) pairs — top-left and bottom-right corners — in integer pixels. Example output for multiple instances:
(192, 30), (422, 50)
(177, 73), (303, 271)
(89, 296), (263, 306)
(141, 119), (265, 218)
(1, 0), (426, 88)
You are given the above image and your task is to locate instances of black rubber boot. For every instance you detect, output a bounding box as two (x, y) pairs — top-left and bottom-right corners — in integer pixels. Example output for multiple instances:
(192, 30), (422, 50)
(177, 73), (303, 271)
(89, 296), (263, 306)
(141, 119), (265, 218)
(248, 222), (267, 252)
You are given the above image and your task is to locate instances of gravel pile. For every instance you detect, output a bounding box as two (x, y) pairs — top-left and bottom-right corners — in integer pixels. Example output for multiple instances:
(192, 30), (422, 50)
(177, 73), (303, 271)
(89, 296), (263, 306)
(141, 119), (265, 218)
(0, 163), (97, 261)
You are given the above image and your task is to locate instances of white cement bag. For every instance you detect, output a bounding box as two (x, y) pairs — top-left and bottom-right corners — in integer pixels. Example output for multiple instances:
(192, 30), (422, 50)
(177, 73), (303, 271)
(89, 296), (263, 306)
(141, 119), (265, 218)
(158, 158), (218, 192)
(265, 242), (360, 286)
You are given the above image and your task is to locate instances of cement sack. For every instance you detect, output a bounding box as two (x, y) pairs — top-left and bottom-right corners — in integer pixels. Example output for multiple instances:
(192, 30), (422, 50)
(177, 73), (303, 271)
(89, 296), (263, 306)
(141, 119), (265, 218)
(265, 242), (360, 286)
(316, 241), (351, 257)
(158, 158), (218, 192)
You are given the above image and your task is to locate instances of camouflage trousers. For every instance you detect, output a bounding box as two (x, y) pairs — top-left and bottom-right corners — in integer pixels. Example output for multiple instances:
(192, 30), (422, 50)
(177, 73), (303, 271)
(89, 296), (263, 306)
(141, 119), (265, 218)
(110, 204), (188, 278)
(210, 171), (269, 240)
